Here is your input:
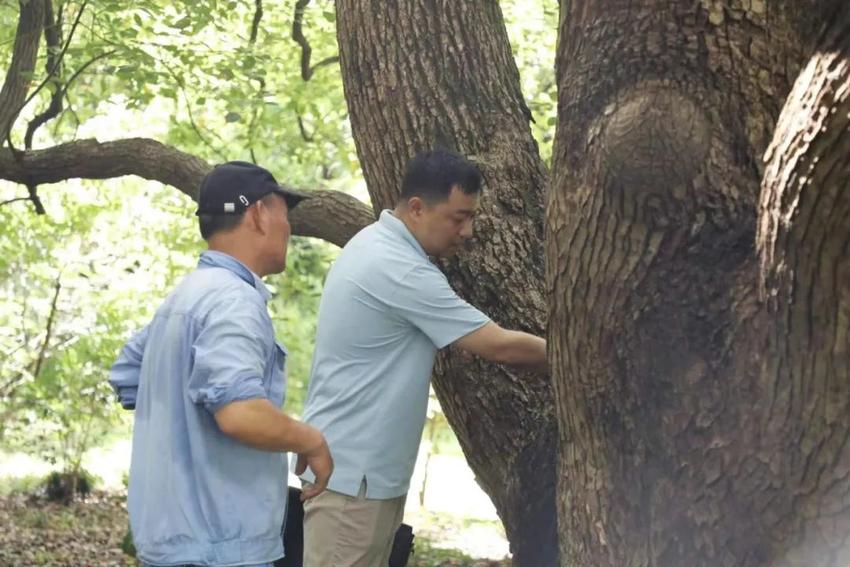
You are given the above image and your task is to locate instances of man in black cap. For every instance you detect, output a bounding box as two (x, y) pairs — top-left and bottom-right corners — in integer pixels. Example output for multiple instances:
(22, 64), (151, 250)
(109, 161), (333, 567)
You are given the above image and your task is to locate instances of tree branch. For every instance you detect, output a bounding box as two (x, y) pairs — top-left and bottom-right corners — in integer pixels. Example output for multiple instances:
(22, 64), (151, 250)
(285, 186), (375, 247)
(0, 138), (211, 198)
(0, 138), (374, 247)
(26, 183), (46, 214)
(163, 65), (228, 161)
(19, 0), (88, 113)
(246, 0), (267, 164)
(0, 275), (61, 398)
(25, 0), (63, 150)
(0, 0), (47, 142)
(309, 55), (339, 75)
(291, 0), (338, 81)
(31, 276), (62, 379)
(0, 196), (31, 207)
(26, 41), (116, 152)
(61, 50), (117, 96)
(296, 114), (314, 142)
(20, 0), (63, 215)
(292, 0), (313, 79)
(249, 0), (263, 44)
(59, 90), (82, 136)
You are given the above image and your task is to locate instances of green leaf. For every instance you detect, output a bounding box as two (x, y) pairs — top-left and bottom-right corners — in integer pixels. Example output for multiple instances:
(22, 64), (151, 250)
(224, 111), (241, 123)
(173, 15), (192, 29)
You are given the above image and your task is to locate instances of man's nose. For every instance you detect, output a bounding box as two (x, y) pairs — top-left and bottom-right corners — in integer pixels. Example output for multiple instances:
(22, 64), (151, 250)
(460, 219), (474, 239)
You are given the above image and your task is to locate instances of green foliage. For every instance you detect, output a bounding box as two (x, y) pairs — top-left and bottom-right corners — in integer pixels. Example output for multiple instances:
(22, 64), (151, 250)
(408, 537), (485, 567)
(4, 0), (553, 179)
(0, 0), (557, 482)
(3, 1), (353, 430)
(44, 469), (95, 503)
(0, 474), (43, 497)
(0, 468), (96, 502)
(267, 236), (337, 414)
(6, 0), (359, 188)
(120, 525), (136, 557)
(0, 180), (199, 478)
(503, 1), (559, 164)
(0, 176), (333, 467)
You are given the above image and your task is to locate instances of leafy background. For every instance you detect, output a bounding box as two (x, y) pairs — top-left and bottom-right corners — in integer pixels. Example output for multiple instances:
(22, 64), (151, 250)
(0, 0), (556, 563)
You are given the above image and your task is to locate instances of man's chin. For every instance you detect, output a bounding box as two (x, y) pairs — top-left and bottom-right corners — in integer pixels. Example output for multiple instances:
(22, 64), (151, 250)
(270, 259), (287, 274)
(436, 246), (461, 258)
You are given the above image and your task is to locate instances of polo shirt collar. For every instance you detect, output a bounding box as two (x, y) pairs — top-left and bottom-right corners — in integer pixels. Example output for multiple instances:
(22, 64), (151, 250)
(379, 210), (428, 259)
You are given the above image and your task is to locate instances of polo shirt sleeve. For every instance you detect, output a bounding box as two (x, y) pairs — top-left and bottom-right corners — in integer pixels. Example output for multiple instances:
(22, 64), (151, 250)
(390, 264), (490, 349)
(187, 296), (269, 414)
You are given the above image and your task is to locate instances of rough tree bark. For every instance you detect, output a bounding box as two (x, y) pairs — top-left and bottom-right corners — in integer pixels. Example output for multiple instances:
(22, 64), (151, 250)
(335, 1), (557, 564)
(755, 3), (850, 563)
(547, 0), (849, 565)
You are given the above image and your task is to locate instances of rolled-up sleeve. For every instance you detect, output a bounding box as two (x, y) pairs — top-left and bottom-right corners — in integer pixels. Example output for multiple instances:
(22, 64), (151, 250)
(187, 297), (270, 414)
(109, 325), (149, 410)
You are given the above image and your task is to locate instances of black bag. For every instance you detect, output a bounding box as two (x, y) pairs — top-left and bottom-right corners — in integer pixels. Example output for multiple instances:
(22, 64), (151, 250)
(275, 487), (414, 567)
(388, 523), (415, 567)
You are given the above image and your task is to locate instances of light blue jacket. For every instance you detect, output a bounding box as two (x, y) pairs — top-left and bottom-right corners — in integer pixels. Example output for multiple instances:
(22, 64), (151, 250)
(110, 251), (287, 567)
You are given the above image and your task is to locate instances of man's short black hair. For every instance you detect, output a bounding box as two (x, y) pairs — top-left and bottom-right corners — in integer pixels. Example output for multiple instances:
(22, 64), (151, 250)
(400, 150), (482, 204)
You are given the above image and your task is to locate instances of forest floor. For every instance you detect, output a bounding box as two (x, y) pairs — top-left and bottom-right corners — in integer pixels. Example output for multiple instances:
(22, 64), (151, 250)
(0, 487), (510, 567)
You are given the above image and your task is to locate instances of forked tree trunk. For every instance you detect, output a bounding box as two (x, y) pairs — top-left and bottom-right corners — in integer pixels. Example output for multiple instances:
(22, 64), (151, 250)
(547, 0), (849, 565)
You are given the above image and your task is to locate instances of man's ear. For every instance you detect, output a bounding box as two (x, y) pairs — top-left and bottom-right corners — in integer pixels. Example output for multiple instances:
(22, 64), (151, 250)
(408, 196), (425, 217)
(246, 202), (266, 234)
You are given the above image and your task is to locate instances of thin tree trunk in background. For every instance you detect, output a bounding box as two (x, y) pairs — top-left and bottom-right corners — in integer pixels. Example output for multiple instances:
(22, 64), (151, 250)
(0, 0), (46, 141)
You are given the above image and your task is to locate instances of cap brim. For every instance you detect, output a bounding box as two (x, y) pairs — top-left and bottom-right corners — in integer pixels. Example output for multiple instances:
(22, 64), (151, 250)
(273, 186), (311, 209)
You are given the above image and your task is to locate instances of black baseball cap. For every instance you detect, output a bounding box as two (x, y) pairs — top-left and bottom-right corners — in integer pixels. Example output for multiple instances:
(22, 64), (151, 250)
(195, 161), (310, 215)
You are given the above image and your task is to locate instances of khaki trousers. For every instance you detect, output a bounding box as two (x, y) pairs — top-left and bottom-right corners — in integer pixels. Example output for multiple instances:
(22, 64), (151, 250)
(302, 481), (406, 567)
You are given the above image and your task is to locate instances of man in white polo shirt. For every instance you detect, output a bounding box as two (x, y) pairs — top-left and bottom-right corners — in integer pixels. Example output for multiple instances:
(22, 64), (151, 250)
(298, 150), (546, 566)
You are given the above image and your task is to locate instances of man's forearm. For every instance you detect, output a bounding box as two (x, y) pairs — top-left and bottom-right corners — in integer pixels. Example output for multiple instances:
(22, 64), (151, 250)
(454, 322), (547, 371)
(215, 398), (324, 454)
(503, 330), (547, 370)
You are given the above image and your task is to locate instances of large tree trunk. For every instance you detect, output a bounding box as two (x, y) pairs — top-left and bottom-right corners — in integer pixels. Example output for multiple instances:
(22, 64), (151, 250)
(755, 3), (850, 563)
(547, 1), (849, 565)
(335, 1), (557, 564)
